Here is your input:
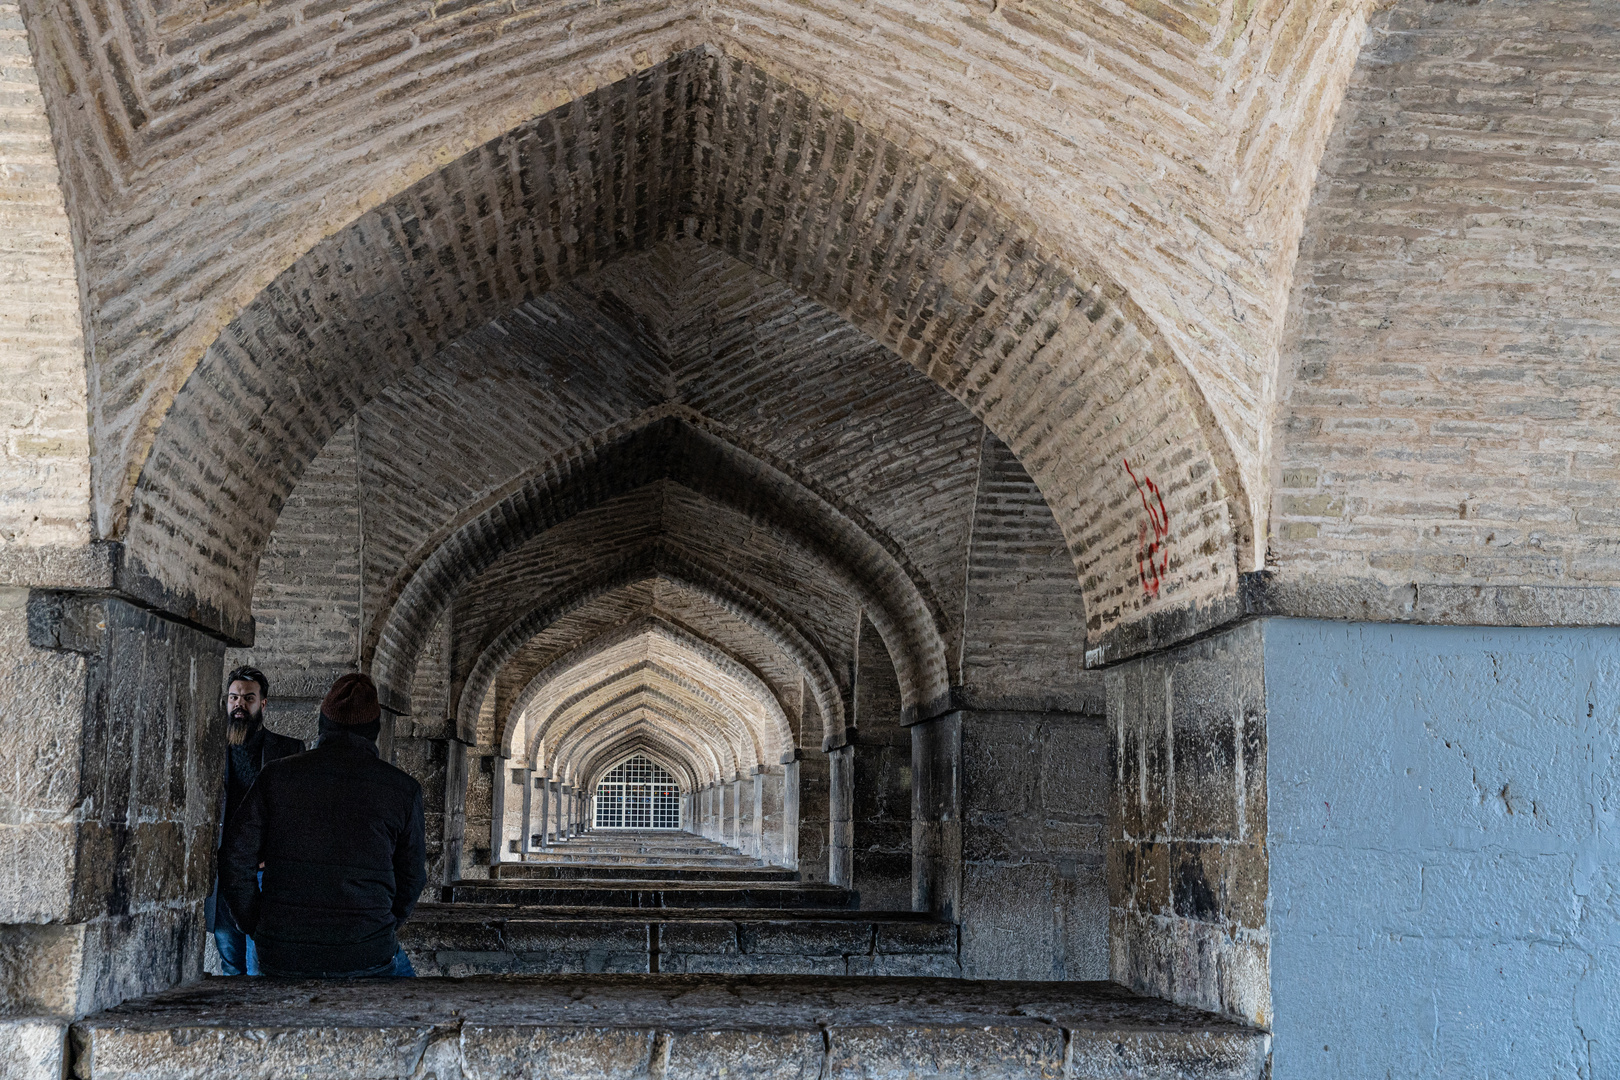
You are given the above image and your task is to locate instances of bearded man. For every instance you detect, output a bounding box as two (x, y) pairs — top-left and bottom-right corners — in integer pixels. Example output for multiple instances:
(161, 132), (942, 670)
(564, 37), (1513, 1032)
(207, 666), (304, 975)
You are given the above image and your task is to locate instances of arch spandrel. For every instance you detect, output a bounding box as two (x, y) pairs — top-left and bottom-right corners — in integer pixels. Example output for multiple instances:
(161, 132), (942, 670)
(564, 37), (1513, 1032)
(122, 51), (1246, 662)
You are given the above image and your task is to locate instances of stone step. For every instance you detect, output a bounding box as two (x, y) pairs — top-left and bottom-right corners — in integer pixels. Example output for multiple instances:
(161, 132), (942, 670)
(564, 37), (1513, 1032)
(521, 853), (765, 867)
(71, 975), (1271, 1080)
(401, 903), (958, 976)
(446, 881), (858, 909)
(493, 863), (797, 882)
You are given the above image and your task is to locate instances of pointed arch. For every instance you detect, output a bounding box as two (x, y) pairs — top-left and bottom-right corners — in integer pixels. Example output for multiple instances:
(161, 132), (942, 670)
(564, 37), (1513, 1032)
(125, 50), (1246, 662)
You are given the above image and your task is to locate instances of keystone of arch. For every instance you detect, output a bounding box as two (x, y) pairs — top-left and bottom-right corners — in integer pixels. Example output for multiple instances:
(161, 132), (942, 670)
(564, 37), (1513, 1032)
(498, 615), (790, 765)
(372, 416), (947, 721)
(123, 50), (1248, 662)
(451, 546), (847, 747)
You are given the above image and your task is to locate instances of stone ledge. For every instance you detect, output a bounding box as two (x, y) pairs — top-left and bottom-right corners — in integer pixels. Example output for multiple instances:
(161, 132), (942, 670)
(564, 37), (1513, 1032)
(70, 975), (1269, 1080)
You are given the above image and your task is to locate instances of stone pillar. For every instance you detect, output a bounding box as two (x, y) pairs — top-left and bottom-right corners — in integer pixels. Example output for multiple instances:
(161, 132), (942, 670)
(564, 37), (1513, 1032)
(827, 744), (854, 889)
(759, 765), (789, 867)
(911, 712), (961, 921)
(441, 739), (468, 885)
(729, 780), (741, 848)
(1106, 620), (1266, 1022)
(536, 776), (549, 848)
(489, 756), (508, 864)
(794, 750), (832, 883)
(849, 615), (912, 909)
(519, 768), (534, 856)
(750, 770), (764, 857)
(0, 592), (228, 1026)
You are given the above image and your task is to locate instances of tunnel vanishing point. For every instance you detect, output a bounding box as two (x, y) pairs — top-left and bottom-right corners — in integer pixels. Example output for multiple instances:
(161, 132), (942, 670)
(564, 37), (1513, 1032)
(0, 0), (1616, 1077)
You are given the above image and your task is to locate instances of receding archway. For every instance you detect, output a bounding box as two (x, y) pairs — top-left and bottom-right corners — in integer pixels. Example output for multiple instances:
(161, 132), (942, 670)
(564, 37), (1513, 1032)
(124, 51), (1246, 665)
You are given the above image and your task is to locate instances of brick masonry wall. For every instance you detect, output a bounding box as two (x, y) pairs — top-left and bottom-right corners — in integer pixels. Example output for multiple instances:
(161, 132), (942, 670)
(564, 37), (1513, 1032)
(1271, 0), (1620, 619)
(960, 430), (1101, 714)
(223, 418), (362, 740)
(0, 1), (89, 561)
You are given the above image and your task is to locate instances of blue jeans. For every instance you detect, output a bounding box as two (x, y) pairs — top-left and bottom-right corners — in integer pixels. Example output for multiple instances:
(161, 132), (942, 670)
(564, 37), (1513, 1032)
(214, 924), (260, 976)
(212, 871), (262, 976)
(261, 946), (415, 979)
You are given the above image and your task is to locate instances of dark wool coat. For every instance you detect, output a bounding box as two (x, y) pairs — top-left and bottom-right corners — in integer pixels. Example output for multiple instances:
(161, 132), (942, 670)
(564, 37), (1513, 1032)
(208, 721), (305, 933)
(220, 729), (427, 975)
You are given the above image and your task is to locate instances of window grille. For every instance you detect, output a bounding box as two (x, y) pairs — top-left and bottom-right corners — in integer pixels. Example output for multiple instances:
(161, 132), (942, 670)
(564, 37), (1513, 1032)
(594, 755), (681, 829)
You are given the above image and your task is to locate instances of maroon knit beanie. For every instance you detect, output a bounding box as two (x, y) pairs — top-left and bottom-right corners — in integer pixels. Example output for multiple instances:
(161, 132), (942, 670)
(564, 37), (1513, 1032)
(321, 673), (381, 726)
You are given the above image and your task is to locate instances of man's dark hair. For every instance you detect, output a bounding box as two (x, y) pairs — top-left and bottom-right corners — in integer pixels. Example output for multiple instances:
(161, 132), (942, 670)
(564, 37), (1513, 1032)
(226, 666), (270, 699)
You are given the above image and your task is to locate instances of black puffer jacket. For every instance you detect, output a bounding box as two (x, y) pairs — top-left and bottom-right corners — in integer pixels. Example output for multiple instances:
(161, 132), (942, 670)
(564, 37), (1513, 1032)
(220, 729), (426, 975)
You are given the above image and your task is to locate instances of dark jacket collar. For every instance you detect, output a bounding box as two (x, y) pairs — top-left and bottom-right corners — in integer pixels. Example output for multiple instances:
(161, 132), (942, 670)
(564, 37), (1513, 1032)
(315, 728), (380, 756)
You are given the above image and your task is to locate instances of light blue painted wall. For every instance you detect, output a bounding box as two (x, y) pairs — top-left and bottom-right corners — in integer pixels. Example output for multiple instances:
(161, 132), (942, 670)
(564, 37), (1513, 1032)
(1265, 619), (1618, 1078)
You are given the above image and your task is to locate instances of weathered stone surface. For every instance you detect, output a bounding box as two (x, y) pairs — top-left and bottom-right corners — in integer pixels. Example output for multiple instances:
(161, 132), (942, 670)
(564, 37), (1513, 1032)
(70, 975), (1269, 1079)
(0, 1018), (67, 1080)
(1105, 622), (1269, 1027)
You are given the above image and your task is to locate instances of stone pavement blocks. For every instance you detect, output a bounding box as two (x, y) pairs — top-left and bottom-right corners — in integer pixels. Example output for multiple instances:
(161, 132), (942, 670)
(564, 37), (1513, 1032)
(71, 1023), (440, 1079)
(824, 1024), (1064, 1079)
(739, 920), (871, 957)
(664, 1028), (823, 1079)
(1066, 1031), (1270, 1080)
(657, 920), (740, 956)
(66, 975), (1270, 1079)
(460, 1025), (656, 1079)
(843, 954), (961, 977)
(871, 920), (955, 954)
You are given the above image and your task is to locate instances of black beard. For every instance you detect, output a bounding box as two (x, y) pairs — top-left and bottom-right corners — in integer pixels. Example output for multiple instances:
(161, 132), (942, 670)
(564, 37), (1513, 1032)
(226, 708), (258, 746)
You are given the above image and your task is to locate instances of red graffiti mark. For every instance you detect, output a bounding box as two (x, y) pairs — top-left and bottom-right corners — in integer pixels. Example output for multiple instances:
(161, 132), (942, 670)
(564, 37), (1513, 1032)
(1123, 457), (1169, 599)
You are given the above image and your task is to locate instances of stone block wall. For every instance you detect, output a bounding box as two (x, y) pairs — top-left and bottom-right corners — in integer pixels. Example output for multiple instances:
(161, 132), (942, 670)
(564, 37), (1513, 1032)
(911, 707), (1108, 981)
(1106, 621), (1268, 1026)
(461, 756), (494, 878)
(850, 613), (912, 910)
(2, 594), (226, 1017)
(794, 754), (831, 884)
(959, 711), (1108, 981)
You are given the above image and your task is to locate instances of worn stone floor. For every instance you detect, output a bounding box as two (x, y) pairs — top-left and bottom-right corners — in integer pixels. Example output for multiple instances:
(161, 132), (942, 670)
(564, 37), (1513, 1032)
(71, 974), (1270, 1079)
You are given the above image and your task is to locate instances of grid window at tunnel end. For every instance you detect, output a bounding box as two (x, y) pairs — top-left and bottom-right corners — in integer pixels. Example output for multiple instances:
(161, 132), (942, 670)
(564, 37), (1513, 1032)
(595, 755), (681, 829)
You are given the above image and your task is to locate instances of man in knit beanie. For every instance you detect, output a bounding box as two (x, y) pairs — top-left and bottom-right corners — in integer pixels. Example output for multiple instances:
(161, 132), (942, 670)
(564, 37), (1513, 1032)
(219, 673), (427, 977)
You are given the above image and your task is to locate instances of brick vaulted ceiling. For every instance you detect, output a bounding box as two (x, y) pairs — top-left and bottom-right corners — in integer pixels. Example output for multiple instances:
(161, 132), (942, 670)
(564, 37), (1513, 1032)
(16, 0), (1384, 652)
(117, 52), (1263, 660)
(242, 234), (1093, 751)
